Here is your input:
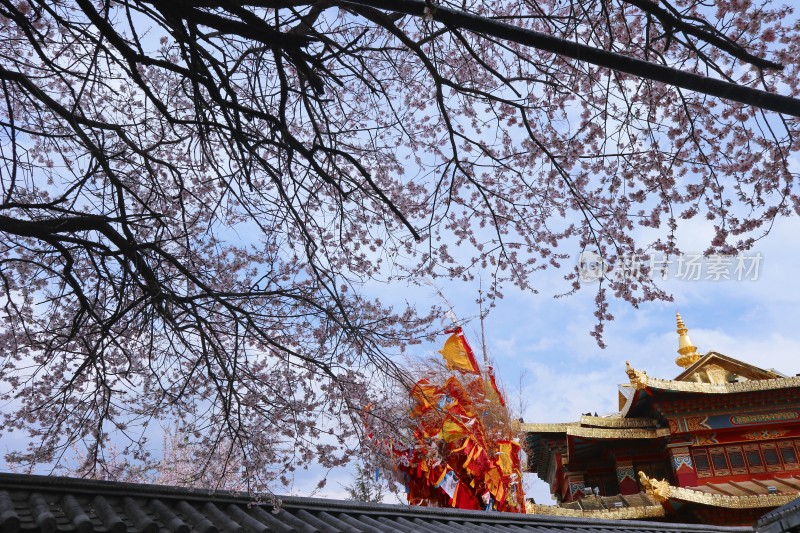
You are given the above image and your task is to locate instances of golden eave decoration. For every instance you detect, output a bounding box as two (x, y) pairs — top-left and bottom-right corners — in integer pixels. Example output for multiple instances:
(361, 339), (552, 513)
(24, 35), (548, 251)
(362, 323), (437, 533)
(579, 415), (658, 428)
(521, 419), (665, 437)
(520, 422), (579, 433)
(526, 501), (666, 519)
(638, 472), (800, 509)
(567, 426), (670, 440)
(668, 486), (800, 509)
(627, 374), (800, 395)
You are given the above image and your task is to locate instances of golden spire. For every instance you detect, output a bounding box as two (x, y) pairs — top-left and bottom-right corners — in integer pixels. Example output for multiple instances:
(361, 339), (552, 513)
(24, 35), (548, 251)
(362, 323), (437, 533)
(675, 312), (701, 368)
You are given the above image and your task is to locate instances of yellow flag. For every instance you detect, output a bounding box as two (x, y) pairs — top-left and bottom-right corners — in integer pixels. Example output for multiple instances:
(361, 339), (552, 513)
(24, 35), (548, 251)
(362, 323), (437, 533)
(484, 466), (503, 494)
(497, 441), (514, 475)
(438, 327), (480, 374)
(440, 416), (470, 443)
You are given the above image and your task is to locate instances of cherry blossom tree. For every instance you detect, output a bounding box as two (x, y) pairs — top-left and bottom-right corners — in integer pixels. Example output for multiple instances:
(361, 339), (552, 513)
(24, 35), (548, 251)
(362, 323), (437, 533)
(1, 0), (799, 488)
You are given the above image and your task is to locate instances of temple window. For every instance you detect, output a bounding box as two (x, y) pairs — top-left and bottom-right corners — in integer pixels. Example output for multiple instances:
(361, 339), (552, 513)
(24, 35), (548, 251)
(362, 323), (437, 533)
(762, 444), (781, 469)
(690, 441), (800, 479)
(779, 444), (799, 467)
(691, 450), (712, 478)
(744, 445), (765, 473)
(727, 447), (747, 475)
(710, 448), (730, 476)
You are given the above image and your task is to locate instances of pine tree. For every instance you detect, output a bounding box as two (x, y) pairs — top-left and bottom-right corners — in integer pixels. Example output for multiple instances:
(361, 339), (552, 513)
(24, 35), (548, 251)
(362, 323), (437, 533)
(345, 463), (386, 503)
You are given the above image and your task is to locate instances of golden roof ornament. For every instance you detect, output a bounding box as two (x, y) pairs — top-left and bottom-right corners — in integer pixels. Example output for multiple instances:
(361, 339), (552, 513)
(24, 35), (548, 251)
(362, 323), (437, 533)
(625, 361), (650, 390)
(675, 312), (701, 369)
(638, 471), (671, 503)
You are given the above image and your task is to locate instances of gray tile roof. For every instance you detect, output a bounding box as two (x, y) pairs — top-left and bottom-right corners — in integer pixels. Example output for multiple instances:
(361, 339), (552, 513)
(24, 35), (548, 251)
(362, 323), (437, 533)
(756, 496), (800, 533)
(0, 472), (759, 533)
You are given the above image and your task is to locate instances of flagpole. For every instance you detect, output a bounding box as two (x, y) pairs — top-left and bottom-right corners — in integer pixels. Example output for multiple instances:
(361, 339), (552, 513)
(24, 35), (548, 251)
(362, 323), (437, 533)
(478, 287), (489, 370)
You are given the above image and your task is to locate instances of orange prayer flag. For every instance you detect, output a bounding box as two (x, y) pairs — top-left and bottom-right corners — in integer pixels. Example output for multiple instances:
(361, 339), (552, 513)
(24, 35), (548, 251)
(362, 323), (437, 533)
(497, 440), (514, 475)
(484, 466), (503, 494)
(494, 482), (508, 511)
(463, 443), (490, 477)
(438, 327), (480, 374)
(410, 378), (441, 418)
(440, 415), (471, 443)
(487, 366), (506, 406)
(440, 376), (475, 413)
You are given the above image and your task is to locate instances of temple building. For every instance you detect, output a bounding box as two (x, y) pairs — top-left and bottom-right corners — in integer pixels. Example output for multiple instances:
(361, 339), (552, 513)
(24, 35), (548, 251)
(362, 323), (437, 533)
(522, 313), (800, 525)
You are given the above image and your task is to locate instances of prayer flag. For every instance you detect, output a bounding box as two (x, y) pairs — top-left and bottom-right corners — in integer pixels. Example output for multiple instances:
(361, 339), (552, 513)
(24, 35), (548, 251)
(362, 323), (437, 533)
(438, 327), (481, 374)
(440, 415), (471, 443)
(497, 440), (514, 475)
(487, 366), (506, 406)
(435, 469), (459, 498)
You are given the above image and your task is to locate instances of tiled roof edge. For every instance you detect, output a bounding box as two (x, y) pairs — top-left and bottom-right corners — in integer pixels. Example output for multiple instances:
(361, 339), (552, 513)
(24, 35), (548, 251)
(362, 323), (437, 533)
(0, 472), (753, 531)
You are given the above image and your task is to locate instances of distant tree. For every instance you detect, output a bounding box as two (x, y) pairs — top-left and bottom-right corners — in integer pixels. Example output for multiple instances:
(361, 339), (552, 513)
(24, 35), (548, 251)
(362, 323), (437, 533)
(37, 426), (249, 491)
(345, 462), (387, 503)
(1, 0), (799, 489)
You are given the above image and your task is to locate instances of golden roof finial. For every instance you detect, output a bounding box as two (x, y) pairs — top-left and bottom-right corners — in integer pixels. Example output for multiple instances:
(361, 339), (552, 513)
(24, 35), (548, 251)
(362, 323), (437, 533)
(675, 312), (701, 368)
